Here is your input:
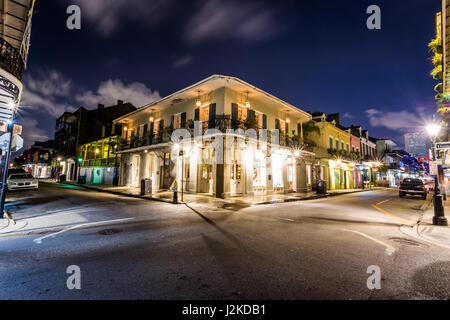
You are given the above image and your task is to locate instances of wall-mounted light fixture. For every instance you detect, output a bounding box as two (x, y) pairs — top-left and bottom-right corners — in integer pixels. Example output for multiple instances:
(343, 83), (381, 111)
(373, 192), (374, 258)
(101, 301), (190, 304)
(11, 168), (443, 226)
(196, 90), (202, 107)
(149, 117), (154, 122)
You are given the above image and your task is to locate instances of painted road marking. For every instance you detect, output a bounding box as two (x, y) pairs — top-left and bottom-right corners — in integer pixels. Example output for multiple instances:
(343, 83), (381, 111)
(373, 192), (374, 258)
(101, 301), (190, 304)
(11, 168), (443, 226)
(372, 200), (410, 225)
(342, 229), (396, 256)
(278, 217), (295, 222)
(33, 217), (136, 244)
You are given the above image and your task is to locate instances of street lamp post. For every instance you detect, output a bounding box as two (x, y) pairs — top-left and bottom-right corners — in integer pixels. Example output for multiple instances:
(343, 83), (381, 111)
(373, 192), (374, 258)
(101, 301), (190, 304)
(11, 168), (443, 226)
(426, 123), (448, 226)
(179, 149), (184, 203)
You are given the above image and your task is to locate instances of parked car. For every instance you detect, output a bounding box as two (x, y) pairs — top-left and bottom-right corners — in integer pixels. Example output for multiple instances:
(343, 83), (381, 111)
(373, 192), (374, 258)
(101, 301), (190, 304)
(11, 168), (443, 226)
(399, 178), (427, 199)
(7, 173), (38, 191)
(7, 168), (26, 177)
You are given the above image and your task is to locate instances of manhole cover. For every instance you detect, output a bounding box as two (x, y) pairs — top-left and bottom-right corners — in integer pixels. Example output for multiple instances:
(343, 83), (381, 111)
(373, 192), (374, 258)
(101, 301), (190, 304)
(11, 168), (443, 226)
(97, 229), (122, 235)
(389, 237), (426, 247)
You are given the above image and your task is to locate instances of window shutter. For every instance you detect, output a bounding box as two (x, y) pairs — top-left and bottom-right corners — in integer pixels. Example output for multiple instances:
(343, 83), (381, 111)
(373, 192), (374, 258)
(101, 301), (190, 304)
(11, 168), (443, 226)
(208, 103), (216, 128)
(248, 109), (256, 121)
(181, 112), (187, 128)
(286, 122), (289, 136)
(143, 124), (148, 134)
(150, 122), (154, 134)
(195, 108), (200, 121)
(170, 115), (174, 130)
(263, 114), (267, 129)
(159, 119), (164, 132)
(275, 119), (280, 130)
(231, 103), (238, 127)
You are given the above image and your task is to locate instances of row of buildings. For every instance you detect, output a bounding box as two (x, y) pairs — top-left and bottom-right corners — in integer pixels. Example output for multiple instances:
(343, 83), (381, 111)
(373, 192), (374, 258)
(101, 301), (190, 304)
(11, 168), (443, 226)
(17, 75), (416, 198)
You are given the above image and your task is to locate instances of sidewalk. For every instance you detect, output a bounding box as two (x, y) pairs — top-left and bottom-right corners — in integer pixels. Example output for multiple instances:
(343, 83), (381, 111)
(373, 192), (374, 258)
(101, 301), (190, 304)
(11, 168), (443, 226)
(417, 199), (450, 248)
(46, 181), (386, 206)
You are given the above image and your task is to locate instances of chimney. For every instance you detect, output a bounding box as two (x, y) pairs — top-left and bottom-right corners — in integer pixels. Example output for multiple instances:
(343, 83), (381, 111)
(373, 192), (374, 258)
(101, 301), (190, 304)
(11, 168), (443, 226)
(117, 100), (123, 106)
(98, 104), (105, 109)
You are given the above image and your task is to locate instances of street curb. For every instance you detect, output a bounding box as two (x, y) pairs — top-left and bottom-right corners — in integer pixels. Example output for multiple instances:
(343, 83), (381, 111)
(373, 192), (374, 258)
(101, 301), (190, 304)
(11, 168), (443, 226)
(253, 188), (388, 205)
(41, 182), (175, 205)
(42, 182), (388, 206)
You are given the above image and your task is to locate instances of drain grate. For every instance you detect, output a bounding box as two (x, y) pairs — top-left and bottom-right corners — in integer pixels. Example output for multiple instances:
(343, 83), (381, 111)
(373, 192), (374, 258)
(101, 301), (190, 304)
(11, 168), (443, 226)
(389, 237), (426, 247)
(97, 228), (122, 236)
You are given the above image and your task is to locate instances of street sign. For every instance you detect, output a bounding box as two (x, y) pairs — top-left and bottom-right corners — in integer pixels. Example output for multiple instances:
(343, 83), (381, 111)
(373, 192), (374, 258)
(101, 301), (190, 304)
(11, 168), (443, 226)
(0, 121), (7, 133)
(430, 161), (439, 176)
(436, 142), (450, 150)
(13, 124), (22, 135)
(11, 134), (23, 152)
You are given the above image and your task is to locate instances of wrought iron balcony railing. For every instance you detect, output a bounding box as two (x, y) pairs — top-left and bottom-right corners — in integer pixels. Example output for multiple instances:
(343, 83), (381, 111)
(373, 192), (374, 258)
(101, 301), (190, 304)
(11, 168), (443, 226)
(0, 38), (24, 80)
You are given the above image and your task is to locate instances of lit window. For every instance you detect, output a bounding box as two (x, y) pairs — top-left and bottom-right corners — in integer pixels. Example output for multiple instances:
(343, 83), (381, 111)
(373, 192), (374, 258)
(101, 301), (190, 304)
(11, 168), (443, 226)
(173, 113), (182, 129)
(200, 106), (209, 122)
(237, 105), (247, 122)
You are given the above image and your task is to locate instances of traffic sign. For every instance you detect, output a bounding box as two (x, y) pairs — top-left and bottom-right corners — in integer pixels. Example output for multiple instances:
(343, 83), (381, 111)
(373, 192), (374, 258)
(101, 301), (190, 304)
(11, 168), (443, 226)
(0, 121), (7, 133)
(430, 161), (439, 176)
(436, 142), (450, 150)
(13, 124), (22, 135)
(11, 134), (23, 152)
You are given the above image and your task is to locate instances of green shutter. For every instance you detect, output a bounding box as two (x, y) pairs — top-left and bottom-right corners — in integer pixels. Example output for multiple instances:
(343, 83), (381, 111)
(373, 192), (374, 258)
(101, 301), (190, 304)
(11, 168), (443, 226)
(248, 109), (256, 121)
(208, 103), (216, 128)
(263, 114), (267, 129)
(231, 103), (238, 128)
(150, 122), (154, 134)
(275, 119), (280, 130)
(195, 108), (200, 121)
(181, 112), (186, 128)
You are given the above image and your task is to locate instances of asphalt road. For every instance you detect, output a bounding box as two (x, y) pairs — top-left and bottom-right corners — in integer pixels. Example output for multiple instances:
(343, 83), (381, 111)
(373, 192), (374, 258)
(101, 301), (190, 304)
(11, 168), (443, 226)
(1, 184), (449, 300)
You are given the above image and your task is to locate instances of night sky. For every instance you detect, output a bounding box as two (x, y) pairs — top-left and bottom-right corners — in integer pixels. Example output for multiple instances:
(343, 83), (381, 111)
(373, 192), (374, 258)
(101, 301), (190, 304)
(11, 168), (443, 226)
(17, 0), (441, 150)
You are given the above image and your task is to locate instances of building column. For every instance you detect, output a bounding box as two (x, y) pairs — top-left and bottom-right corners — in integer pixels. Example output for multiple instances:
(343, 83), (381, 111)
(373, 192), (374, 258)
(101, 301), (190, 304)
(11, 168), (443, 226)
(265, 149), (273, 195)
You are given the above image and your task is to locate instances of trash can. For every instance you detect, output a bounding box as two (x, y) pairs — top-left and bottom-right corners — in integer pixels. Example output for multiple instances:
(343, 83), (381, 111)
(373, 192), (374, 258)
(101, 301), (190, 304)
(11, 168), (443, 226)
(316, 180), (327, 194)
(78, 175), (86, 184)
(140, 178), (152, 196)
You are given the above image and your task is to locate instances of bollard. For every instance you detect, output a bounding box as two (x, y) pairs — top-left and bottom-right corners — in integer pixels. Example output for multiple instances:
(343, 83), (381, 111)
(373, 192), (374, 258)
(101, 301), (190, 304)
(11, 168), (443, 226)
(433, 194), (448, 226)
(173, 188), (178, 204)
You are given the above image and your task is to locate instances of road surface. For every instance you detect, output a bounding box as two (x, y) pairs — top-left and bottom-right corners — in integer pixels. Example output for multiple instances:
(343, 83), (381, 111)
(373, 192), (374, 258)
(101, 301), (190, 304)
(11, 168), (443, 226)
(1, 184), (448, 300)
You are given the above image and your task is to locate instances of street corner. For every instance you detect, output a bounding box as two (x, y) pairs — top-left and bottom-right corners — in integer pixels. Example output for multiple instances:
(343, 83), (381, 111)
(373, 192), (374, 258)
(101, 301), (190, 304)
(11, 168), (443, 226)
(0, 218), (28, 234)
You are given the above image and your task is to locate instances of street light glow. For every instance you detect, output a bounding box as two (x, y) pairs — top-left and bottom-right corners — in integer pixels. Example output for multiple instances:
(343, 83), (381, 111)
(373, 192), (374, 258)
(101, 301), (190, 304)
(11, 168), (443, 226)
(426, 123), (441, 138)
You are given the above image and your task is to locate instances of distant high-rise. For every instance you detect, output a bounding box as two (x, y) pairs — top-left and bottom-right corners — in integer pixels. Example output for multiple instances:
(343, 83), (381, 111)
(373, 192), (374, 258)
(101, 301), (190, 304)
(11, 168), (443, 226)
(404, 133), (428, 158)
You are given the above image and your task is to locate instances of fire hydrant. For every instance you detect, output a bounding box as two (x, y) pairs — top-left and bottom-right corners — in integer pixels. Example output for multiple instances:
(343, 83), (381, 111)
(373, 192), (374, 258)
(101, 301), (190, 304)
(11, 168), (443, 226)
(173, 181), (178, 204)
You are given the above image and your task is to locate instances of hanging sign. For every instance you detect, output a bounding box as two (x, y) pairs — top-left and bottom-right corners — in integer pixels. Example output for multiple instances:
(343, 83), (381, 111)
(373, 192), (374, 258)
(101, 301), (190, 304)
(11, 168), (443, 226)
(12, 124), (22, 135)
(430, 161), (439, 176)
(436, 142), (450, 150)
